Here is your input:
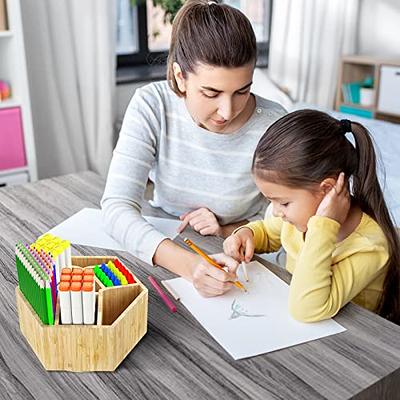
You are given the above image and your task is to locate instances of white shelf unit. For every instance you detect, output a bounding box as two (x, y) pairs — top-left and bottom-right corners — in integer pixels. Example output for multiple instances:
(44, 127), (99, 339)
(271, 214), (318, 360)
(0, 0), (37, 186)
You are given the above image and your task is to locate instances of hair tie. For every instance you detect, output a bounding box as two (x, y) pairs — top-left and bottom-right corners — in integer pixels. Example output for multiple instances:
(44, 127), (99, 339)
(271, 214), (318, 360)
(208, 1), (217, 5)
(340, 119), (352, 134)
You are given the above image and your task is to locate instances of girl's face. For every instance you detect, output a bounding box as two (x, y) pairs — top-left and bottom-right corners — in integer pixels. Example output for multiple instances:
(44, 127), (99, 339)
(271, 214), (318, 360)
(174, 62), (255, 133)
(254, 175), (325, 232)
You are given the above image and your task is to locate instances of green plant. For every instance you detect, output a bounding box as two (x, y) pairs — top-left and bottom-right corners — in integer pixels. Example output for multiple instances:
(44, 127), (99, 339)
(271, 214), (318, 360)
(152, 0), (184, 24)
(131, 0), (184, 24)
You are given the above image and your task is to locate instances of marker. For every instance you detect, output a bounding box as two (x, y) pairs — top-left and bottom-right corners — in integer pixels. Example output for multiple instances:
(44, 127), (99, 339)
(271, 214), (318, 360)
(61, 267), (72, 275)
(72, 267), (83, 275)
(114, 258), (135, 283)
(82, 281), (95, 324)
(83, 268), (94, 276)
(71, 274), (83, 282)
(70, 282), (83, 324)
(60, 273), (71, 282)
(59, 282), (72, 324)
(83, 274), (94, 283)
(148, 276), (176, 313)
(16, 243), (56, 325)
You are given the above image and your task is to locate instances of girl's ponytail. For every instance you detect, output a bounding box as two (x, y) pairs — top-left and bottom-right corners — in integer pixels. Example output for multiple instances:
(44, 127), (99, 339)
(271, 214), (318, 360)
(351, 122), (400, 323)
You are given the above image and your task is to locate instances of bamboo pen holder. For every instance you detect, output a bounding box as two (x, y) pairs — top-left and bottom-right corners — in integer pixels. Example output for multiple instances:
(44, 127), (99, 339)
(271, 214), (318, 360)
(16, 256), (148, 372)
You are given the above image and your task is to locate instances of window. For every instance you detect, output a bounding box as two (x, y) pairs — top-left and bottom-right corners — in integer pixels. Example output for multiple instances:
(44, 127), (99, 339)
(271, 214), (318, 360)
(116, 0), (272, 69)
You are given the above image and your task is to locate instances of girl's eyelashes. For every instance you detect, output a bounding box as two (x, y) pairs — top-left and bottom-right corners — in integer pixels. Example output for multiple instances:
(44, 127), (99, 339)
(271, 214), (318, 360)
(281, 202), (289, 207)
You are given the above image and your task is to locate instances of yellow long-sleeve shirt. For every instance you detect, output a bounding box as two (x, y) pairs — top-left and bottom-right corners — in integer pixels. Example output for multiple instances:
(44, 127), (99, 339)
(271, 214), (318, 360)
(245, 213), (389, 322)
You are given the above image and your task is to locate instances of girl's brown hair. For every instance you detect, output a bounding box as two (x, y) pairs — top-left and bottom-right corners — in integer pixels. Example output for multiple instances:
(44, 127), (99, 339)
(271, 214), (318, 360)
(252, 109), (400, 324)
(167, 0), (257, 96)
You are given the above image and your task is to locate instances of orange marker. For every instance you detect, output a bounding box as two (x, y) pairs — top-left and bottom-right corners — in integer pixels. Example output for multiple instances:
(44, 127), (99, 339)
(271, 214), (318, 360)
(60, 274), (71, 282)
(70, 282), (83, 324)
(83, 274), (94, 283)
(72, 268), (83, 275)
(59, 282), (72, 324)
(83, 268), (94, 275)
(82, 282), (95, 324)
(71, 274), (83, 282)
(61, 267), (72, 275)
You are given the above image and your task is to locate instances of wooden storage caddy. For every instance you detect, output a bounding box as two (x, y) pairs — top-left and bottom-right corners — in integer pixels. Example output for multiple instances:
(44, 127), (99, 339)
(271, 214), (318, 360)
(16, 256), (148, 372)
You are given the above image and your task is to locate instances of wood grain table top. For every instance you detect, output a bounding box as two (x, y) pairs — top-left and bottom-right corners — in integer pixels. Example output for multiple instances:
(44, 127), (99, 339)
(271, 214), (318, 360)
(1, 171), (400, 400)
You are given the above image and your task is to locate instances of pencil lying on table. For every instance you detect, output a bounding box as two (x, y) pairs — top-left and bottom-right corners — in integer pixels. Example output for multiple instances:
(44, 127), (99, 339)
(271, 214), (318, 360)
(183, 238), (247, 292)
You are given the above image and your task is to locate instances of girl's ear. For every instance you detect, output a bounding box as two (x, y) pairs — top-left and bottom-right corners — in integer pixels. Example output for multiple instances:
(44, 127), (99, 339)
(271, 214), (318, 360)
(319, 177), (336, 195)
(173, 62), (186, 94)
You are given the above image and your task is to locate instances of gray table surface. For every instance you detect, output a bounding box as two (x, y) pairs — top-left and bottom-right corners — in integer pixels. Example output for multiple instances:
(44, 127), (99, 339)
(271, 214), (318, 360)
(1, 171), (400, 400)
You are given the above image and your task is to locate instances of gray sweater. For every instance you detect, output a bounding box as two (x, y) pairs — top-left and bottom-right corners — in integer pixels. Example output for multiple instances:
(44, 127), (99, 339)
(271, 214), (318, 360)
(101, 81), (286, 265)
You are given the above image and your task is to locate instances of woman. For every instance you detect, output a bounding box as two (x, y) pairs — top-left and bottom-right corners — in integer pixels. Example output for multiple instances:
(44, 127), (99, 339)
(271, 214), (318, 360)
(102, 0), (286, 297)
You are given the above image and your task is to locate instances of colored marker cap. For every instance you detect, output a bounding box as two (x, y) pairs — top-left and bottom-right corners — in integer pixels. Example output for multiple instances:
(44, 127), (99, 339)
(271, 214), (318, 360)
(59, 282), (70, 291)
(82, 282), (94, 292)
(72, 268), (83, 275)
(60, 274), (71, 282)
(83, 268), (94, 275)
(72, 275), (83, 282)
(70, 282), (82, 291)
(61, 267), (72, 274)
(83, 275), (94, 283)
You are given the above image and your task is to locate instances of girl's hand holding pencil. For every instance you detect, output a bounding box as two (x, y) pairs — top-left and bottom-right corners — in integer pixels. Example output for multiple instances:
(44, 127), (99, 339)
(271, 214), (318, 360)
(223, 227), (255, 263)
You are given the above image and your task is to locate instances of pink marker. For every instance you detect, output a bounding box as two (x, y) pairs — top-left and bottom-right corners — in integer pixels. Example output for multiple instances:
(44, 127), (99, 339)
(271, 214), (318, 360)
(148, 276), (177, 313)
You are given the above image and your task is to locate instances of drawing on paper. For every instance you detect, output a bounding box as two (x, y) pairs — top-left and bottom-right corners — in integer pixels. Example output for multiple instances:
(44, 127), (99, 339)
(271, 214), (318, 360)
(229, 299), (266, 320)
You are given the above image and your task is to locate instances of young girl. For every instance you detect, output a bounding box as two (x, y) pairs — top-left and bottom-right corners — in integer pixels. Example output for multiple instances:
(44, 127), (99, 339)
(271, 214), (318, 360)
(223, 109), (400, 324)
(101, 0), (285, 297)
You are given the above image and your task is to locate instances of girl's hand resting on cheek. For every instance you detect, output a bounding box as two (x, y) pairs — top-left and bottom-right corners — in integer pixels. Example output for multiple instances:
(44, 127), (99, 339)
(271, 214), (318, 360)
(192, 253), (239, 297)
(223, 227), (255, 263)
(316, 172), (351, 225)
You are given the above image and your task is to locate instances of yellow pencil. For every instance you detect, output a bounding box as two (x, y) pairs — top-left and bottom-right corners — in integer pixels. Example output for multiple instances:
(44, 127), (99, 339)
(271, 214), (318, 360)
(183, 238), (247, 292)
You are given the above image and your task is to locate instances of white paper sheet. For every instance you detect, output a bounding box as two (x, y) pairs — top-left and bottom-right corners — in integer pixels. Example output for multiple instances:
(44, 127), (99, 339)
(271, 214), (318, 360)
(48, 208), (181, 250)
(166, 261), (346, 360)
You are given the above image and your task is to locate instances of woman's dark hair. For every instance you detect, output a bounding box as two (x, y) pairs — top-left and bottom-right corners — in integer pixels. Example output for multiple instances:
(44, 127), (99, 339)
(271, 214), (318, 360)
(252, 109), (400, 324)
(167, 0), (257, 96)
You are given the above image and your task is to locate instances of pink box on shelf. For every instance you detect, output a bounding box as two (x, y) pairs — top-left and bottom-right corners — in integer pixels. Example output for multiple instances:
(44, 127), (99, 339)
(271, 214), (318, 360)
(0, 107), (27, 170)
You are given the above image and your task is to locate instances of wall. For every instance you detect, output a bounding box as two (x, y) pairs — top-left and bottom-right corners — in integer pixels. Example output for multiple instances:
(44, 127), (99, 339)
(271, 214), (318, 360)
(358, 0), (400, 57)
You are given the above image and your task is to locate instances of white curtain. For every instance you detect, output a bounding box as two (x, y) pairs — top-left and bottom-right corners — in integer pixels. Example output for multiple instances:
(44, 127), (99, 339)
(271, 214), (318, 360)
(269, 0), (360, 108)
(21, 0), (116, 178)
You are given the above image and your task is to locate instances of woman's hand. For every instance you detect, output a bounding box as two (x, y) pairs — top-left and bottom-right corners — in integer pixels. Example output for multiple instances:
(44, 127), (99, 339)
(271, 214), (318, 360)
(191, 253), (239, 297)
(316, 172), (351, 225)
(223, 227), (254, 263)
(178, 207), (222, 236)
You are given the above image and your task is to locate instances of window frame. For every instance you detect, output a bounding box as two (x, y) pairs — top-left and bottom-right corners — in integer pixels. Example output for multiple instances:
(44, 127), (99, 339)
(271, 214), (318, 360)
(116, 1), (273, 69)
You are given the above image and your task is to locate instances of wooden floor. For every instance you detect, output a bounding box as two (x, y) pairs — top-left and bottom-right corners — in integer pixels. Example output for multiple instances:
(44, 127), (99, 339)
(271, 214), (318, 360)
(1, 171), (400, 399)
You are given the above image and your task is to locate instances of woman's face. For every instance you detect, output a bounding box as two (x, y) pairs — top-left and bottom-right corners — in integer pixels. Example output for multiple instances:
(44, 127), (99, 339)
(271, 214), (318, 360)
(174, 62), (255, 133)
